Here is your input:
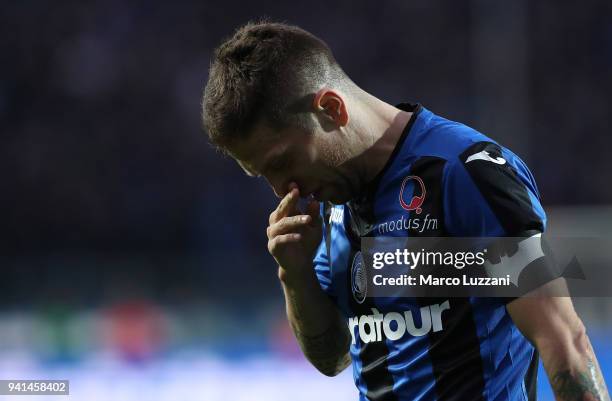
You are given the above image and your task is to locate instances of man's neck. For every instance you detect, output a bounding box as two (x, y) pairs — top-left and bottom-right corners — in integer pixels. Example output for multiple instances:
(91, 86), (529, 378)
(352, 95), (413, 187)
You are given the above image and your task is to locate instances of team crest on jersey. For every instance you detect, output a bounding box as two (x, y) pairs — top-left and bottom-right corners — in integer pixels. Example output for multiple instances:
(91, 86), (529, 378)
(399, 175), (426, 214)
(351, 251), (367, 304)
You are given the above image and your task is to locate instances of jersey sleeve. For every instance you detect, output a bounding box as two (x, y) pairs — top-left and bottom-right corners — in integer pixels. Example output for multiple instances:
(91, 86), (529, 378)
(443, 141), (552, 301)
(443, 141), (546, 237)
(312, 203), (335, 298)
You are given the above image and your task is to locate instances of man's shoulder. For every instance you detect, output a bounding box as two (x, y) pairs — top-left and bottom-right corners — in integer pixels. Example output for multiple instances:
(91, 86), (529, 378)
(411, 108), (500, 163)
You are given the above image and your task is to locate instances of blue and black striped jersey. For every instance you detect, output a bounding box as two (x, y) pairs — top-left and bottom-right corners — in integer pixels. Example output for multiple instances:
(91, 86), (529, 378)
(313, 104), (546, 401)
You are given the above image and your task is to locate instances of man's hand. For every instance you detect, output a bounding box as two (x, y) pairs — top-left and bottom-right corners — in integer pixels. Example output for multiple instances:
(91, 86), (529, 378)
(267, 184), (322, 283)
(266, 183), (351, 377)
(508, 279), (610, 401)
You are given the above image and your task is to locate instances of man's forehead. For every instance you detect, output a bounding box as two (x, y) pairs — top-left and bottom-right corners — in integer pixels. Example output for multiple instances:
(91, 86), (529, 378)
(235, 159), (258, 177)
(227, 123), (286, 175)
(228, 147), (260, 177)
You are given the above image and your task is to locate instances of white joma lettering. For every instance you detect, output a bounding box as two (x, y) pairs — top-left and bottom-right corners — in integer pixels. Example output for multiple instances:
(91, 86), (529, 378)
(329, 207), (344, 224)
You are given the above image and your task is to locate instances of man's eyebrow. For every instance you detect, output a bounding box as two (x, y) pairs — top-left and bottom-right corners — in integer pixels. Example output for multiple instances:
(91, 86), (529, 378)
(260, 154), (282, 174)
(239, 147), (289, 178)
(261, 150), (291, 174)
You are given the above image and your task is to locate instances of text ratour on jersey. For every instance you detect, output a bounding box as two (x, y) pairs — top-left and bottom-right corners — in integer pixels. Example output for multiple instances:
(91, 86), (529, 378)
(313, 104), (547, 401)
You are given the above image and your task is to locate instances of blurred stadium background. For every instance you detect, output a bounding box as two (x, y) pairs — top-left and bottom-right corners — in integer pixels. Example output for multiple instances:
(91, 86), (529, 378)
(1, 1), (611, 400)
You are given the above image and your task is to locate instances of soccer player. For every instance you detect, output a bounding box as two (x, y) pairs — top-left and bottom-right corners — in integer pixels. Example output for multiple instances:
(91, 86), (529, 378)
(202, 22), (609, 401)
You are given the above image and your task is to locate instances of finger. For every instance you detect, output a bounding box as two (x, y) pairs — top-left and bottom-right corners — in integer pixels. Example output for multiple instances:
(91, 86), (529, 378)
(276, 187), (300, 219)
(270, 189), (296, 224)
(268, 233), (302, 254)
(267, 215), (312, 238)
(269, 209), (277, 225)
(268, 183), (299, 224)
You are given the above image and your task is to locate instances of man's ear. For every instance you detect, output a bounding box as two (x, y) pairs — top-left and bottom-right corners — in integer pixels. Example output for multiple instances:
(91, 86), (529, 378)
(312, 88), (349, 127)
